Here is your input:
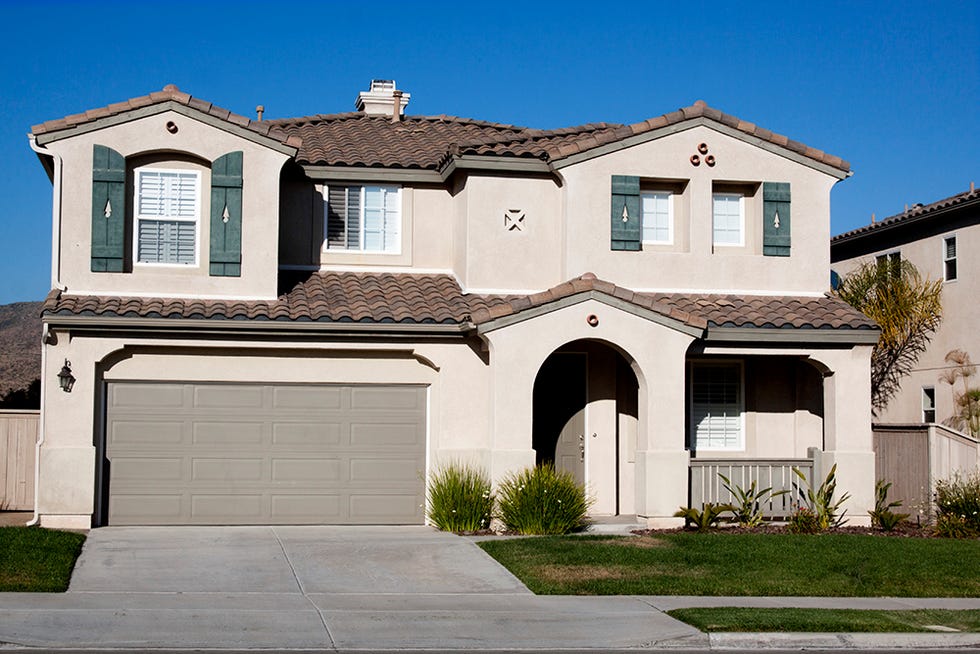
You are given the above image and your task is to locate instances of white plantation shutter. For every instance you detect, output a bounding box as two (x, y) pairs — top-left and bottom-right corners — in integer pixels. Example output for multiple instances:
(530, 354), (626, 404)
(135, 168), (199, 265)
(325, 185), (399, 253)
(691, 363), (743, 450)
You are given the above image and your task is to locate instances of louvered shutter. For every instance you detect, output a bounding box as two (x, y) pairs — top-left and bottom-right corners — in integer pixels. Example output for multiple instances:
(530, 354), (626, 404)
(326, 186), (361, 250)
(763, 182), (791, 257)
(210, 151), (243, 276)
(611, 175), (641, 251)
(91, 145), (126, 272)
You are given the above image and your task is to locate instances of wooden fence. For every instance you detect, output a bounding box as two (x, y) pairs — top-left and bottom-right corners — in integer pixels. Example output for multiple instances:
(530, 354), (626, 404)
(689, 457), (814, 519)
(0, 410), (39, 510)
(874, 423), (979, 519)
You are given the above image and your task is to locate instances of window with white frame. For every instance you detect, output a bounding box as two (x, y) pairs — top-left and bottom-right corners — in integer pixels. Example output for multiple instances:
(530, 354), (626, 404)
(922, 386), (936, 423)
(690, 362), (744, 451)
(712, 193), (743, 246)
(325, 185), (400, 253)
(134, 168), (200, 265)
(944, 236), (957, 281)
(641, 191), (672, 244)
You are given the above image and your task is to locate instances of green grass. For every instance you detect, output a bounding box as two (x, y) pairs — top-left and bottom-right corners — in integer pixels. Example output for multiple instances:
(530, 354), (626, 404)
(477, 533), (980, 596)
(667, 608), (980, 632)
(0, 527), (86, 592)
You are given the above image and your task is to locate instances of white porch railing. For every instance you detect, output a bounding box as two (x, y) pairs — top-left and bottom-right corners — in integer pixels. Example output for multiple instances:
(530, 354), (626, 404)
(689, 457), (814, 519)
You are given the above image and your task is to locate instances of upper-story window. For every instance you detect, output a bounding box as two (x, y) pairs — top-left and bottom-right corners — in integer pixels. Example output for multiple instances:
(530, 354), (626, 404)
(641, 191), (673, 244)
(876, 251), (901, 278)
(325, 185), (401, 253)
(712, 193), (744, 247)
(134, 167), (200, 266)
(944, 236), (957, 281)
(922, 386), (936, 423)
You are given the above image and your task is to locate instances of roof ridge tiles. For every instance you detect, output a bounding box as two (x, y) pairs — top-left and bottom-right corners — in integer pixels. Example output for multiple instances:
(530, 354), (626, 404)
(832, 187), (980, 242)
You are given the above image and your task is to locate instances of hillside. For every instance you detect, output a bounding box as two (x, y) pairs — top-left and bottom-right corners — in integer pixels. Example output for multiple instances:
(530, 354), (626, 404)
(0, 301), (43, 396)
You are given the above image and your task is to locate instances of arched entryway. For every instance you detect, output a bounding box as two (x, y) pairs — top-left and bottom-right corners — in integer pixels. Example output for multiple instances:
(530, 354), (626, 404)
(531, 339), (639, 515)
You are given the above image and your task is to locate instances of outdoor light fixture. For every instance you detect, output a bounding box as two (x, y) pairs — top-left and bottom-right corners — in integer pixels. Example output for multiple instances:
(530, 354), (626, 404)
(57, 359), (75, 393)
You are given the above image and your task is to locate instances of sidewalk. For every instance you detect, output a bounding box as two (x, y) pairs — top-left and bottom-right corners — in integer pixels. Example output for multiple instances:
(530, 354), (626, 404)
(1, 591), (978, 650)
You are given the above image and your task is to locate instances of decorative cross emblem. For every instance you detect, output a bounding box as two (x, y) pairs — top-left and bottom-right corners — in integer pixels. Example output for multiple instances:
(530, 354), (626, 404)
(504, 209), (525, 231)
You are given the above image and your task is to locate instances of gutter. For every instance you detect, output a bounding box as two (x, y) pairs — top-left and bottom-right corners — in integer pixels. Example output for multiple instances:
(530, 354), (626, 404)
(704, 326), (880, 345)
(28, 135), (66, 293)
(43, 313), (474, 337)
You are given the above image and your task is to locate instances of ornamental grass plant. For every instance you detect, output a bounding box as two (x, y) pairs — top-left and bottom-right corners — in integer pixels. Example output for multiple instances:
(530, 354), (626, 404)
(497, 464), (592, 535)
(426, 462), (494, 533)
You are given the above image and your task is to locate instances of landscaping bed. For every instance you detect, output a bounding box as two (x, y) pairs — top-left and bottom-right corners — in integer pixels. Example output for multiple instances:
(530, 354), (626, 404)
(477, 532), (980, 596)
(0, 526), (86, 592)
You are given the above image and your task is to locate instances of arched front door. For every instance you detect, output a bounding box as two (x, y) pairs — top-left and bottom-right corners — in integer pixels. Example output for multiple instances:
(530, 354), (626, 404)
(531, 340), (639, 515)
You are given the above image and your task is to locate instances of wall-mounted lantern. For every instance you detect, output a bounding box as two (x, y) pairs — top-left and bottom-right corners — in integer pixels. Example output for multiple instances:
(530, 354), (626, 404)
(57, 359), (75, 393)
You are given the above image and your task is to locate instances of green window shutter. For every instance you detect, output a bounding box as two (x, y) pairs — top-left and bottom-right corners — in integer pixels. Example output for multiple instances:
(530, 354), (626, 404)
(91, 145), (126, 272)
(763, 182), (791, 257)
(209, 151), (243, 277)
(611, 175), (642, 251)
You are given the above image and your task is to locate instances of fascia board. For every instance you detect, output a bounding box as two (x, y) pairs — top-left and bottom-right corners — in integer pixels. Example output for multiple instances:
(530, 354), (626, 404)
(705, 326), (880, 344)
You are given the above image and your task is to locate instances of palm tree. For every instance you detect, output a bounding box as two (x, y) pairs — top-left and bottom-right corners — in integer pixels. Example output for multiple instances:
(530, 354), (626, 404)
(834, 259), (942, 415)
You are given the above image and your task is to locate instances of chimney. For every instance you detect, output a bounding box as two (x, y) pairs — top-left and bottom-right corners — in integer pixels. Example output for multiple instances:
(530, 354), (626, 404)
(356, 79), (410, 117)
(255, 105), (264, 122)
(871, 212), (876, 224)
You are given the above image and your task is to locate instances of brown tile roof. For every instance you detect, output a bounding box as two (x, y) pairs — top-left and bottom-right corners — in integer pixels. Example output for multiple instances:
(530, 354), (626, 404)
(43, 272), (875, 332)
(33, 87), (848, 174)
(31, 85), (302, 150)
(470, 273), (875, 331)
(832, 187), (980, 242)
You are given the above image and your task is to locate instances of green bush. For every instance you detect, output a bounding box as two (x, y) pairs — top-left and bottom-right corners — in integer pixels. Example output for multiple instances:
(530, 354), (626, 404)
(934, 471), (980, 537)
(426, 463), (494, 533)
(497, 464), (592, 535)
(674, 502), (731, 531)
(787, 506), (820, 534)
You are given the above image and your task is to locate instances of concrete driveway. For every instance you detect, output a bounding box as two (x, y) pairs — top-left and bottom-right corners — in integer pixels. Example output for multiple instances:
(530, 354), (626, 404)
(0, 526), (705, 650)
(69, 525), (530, 594)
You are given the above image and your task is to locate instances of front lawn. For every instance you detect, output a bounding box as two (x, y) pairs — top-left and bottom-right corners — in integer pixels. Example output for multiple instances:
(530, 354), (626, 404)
(477, 533), (980, 596)
(0, 527), (86, 592)
(668, 607), (980, 632)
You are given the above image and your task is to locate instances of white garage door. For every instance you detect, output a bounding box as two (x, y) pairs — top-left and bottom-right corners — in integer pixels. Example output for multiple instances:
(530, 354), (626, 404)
(104, 382), (426, 525)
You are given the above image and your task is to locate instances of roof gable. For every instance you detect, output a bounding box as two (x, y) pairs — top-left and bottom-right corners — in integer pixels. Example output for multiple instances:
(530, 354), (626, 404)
(32, 85), (301, 155)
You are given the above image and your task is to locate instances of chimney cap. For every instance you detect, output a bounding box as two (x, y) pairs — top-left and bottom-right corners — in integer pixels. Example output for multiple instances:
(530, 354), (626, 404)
(356, 79), (411, 116)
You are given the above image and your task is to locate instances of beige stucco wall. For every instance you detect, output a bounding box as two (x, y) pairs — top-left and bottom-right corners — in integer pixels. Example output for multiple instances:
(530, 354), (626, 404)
(833, 224), (980, 426)
(42, 110), (291, 300)
(559, 125), (838, 294)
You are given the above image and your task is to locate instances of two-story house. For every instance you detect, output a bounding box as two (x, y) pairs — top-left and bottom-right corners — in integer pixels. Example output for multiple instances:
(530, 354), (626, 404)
(832, 187), (980, 427)
(29, 82), (878, 529)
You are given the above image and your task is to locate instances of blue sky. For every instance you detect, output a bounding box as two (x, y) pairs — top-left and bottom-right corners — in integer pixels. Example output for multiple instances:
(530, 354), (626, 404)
(1, 1), (976, 304)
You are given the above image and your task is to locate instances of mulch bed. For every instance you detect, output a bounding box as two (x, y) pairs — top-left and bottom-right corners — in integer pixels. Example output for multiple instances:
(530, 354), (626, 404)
(633, 521), (952, 538)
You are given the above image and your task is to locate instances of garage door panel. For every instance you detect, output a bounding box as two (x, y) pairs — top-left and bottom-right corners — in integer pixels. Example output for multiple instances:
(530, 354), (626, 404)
(111, 420), (184, 445)
(113, 458), (184, 481)
(106, 382), (426, 525)
(191, 458), (264, 482)
(111, 383), (185, 408)
(350, 386), (424, 410)
(193, 422), (265, 445)
(273, 386), (344, 409)
(272, 458), (343, 482)
(193, 385), (265, 409)
(272, 423), (342, 446)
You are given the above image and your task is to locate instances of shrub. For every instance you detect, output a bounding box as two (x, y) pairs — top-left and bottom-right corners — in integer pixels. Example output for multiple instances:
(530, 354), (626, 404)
(792, 464), (851, 530)
(674, 502), (731, 531)
(496, 464), (592, 535)
(787, 506), (820, 534)
(868, 479), (910, 531)
(718, 473), (787, 527)
(933, 471), (980, 537)
(426, 463), (494, 533)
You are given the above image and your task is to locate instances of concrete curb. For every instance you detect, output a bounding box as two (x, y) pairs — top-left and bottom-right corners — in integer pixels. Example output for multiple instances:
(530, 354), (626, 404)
(705, 631), (980, 649)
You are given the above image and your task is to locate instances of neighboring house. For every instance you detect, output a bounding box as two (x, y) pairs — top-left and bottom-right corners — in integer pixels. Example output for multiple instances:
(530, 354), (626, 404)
(832, 187), (980, 427)
(29, 81), (878, 529)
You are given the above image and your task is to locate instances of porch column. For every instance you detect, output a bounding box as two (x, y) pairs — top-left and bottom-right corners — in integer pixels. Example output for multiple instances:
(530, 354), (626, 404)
(815, 345), (875, 526)
(634, 331), (692, 528)
(483, 338), (539, 484)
